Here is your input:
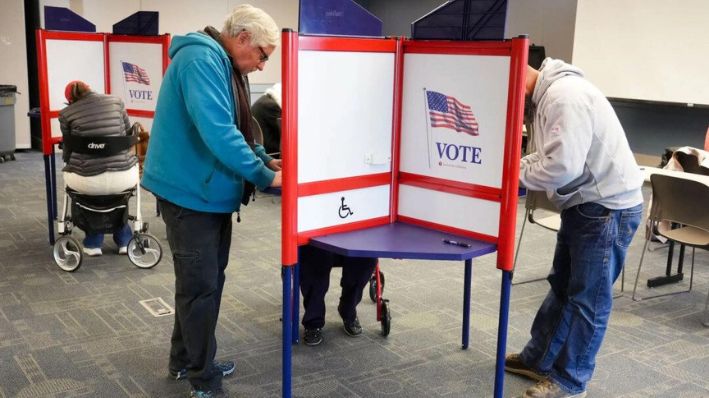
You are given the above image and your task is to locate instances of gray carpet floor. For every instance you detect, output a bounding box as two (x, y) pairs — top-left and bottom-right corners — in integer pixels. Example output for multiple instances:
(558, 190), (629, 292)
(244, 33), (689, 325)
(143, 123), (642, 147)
(0, 151), (708, 397)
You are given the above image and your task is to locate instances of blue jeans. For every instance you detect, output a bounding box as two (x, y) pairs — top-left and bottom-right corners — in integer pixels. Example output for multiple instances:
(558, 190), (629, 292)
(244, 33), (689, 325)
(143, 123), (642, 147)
(158, 199), (232, 391)
(520, 202), (642, 393)
(83, 223), (133, 249)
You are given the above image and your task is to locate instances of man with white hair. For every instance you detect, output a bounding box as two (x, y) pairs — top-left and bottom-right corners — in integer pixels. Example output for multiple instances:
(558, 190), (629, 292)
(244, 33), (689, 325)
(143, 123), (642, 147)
(142, 5), (282, 398)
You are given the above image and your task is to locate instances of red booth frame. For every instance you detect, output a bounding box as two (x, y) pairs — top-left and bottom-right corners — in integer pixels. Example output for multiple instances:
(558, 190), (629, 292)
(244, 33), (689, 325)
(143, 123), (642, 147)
(35, 29), (170, 244)
(280, 30), (528, 398)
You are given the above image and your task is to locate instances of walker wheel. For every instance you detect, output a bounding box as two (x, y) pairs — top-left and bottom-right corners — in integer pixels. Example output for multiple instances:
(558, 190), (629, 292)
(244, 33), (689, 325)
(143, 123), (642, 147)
(53, 236), (83, 272)
(127, 233), (162, 269)
(369, 274), (377, 302)
(368, 271), (385, 302)
(380, 299), (391, 337)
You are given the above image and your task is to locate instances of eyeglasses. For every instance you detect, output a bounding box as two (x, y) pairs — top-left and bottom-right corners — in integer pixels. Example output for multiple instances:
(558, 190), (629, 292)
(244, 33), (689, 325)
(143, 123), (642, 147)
(257, 46), (269, 63)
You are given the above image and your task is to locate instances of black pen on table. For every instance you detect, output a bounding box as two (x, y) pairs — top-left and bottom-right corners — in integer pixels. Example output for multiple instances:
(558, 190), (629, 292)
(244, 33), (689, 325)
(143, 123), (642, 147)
(443, 238), (471, 248)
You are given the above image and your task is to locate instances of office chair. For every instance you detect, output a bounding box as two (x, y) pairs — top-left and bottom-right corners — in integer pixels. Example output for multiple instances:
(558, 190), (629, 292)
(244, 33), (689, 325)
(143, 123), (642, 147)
(252, 116), (281, 158)
(252, 116), (265, 148)
(251, 116), (282, 198)
(632, 174), (709, 302)
(513, 116), (563, 285)
(512, 190), (561, 285)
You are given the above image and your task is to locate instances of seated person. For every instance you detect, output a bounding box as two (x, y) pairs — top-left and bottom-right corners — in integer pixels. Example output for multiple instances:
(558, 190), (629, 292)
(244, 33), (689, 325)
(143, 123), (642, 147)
(251, 83), (281, 157)
(59, 80), (138, 256)
(299, 244), (377, 346)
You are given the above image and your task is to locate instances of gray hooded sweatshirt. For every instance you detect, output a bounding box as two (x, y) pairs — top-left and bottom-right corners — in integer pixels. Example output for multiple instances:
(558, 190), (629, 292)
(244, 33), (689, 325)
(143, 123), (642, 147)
(520, 58), (644, 210)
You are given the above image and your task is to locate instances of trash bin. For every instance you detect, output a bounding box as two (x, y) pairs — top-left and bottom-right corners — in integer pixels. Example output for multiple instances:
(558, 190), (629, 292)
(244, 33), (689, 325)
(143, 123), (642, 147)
(0, 84), (18, 163)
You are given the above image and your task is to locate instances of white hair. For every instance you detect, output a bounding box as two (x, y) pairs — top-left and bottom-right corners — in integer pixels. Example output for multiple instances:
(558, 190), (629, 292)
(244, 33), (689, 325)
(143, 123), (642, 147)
(222, 4), (279, 48)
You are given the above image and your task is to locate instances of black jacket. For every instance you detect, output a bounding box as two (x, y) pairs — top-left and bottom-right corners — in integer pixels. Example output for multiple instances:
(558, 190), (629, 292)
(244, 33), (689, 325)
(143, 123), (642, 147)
(251, 93), (281, 157)
(59, 92), (137, 176)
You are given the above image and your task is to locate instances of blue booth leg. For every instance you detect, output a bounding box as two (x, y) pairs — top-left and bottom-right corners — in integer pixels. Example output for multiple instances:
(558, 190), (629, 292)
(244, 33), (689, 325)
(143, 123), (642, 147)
(50, 146), (58, 218)
(282, 265), (293, 398)
(292, 262), (300, 344)
(494, 270), (512, 398)
(462, 258), (472, 349)
(43, 154), (55, 245)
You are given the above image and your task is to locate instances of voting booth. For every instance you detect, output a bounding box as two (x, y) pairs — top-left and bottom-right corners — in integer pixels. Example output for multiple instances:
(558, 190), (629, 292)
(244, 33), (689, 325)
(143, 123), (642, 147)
(279, 30), (528, 397)
(35, 29), (169, 244)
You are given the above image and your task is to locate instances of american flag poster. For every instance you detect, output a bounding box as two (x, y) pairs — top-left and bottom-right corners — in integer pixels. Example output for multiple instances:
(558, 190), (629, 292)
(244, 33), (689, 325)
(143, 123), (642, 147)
(426, 90), (479, 136)
(122, 61), (151, 85)
(399, 53), (510, 190)
(110, 43), (162, 111)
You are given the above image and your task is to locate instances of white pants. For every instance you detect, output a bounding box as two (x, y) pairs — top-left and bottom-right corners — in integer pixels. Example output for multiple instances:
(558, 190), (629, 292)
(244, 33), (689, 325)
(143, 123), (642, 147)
(63, 165), (139, 195)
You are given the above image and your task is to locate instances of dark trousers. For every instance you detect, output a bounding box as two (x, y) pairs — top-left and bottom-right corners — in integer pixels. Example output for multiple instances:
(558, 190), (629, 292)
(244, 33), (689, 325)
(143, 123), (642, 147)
(299, 244), (377, 329)
(158, 199), (232, 391)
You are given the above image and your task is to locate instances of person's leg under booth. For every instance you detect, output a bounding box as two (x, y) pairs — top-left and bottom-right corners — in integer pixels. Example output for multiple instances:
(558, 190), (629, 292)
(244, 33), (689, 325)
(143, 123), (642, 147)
(83, 232), (104, 250)
(337, 255), (377, 324)
(113, 223), (133, 252)
(520, 202), (642, 394)
(159, 199), (233, 392)
(299, 244), (336, 330)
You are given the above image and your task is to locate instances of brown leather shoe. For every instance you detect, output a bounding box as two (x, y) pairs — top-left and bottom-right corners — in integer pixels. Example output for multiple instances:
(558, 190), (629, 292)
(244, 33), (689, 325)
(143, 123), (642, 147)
(504, 353), (548, 382)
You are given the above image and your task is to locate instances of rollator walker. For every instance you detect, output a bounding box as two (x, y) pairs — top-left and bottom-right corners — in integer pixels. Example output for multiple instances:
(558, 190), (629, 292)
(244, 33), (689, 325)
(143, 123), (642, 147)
(52, 132), (163, 272)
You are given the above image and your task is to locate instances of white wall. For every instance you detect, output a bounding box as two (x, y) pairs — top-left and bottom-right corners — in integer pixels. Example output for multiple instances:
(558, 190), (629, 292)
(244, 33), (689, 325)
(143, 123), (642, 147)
(505, 0), (577, 62)
(364, 0), (440, 37)
(42, 0), (298, 84)
(359, 0), (577, 62)
(1, 0), (31, 149)
(573, 0), (709, 105)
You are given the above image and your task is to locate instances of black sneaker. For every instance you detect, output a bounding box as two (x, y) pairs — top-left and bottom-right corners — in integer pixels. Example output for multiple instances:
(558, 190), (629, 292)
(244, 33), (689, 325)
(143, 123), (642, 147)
(303, 328), (323, 346)
(169, 360), (236, 381)
(504, 353), (547, 382)
(188, 387), (229, 398)
(342, 317), (362, 337)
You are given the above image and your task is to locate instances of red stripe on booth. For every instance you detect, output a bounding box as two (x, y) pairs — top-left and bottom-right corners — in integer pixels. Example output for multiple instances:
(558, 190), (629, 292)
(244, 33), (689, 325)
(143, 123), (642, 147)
(127, 109), (155, 118)
(296, 216), (391, 245)
(403, 39), (511, 56)
(390, 38), (405, 222)
(398, 215), (498, 243)
(281, 30), (299, 266)
(298, 173), (390, 197)
(398, 172), (501, 202)
(496, 36), (529, 271)
(299, 36), (397, 52)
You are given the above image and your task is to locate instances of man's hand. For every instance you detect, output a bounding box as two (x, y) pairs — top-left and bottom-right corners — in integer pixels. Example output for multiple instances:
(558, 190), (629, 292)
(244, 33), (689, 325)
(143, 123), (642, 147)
(267, 159), (282, 171)
(270, 170), (282, 187)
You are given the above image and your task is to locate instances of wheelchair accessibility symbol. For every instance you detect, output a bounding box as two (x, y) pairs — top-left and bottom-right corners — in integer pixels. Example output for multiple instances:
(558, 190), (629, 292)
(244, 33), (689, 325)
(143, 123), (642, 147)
(338, 197), (354, 219)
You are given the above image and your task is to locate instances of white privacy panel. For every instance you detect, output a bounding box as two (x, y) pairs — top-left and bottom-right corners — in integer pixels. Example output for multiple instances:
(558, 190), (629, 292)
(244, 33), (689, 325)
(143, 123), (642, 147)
(46, 39), (105, 111)
(50, 118), (61, 139)
(297, 185), (390, 233)
(400, 54), (510, 188)
(398, 184), (500, 237)
(108, 42), (163, 111)
(297, 50), (395, 183)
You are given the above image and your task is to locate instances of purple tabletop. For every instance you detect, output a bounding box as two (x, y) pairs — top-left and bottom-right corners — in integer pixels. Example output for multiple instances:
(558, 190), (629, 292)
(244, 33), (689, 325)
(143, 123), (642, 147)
(309, 222), (497, 261)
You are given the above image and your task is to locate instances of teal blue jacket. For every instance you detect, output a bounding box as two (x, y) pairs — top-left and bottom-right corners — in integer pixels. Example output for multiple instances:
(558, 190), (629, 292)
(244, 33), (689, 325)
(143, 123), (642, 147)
(142, 32), (274, 213)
